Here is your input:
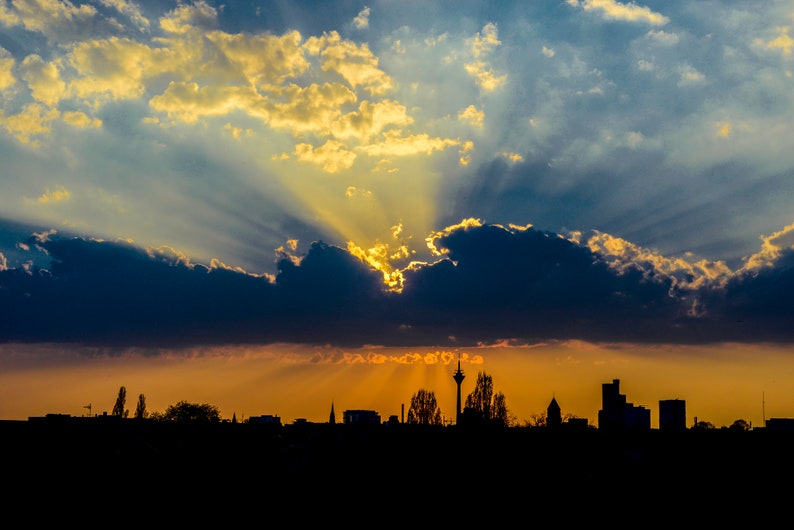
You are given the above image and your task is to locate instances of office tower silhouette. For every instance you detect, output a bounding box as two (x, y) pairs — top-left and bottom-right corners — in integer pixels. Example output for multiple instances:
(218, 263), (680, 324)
(598, 378), (650, 431)
(659, 399), (686, 431)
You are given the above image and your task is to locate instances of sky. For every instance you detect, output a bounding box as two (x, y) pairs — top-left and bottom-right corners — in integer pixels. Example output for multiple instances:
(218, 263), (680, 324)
(1, 0), (794, 428)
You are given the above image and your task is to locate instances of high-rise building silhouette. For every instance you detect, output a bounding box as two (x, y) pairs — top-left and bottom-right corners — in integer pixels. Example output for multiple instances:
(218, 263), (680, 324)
(452, 357), (465, 425)
(598, 378), (651, 431)
(329, 401), (336, 424)
(659, 399), (686, 431)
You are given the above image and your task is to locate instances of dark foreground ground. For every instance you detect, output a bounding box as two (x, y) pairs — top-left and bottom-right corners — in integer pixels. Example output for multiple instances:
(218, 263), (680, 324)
(3, 417), (792, 523)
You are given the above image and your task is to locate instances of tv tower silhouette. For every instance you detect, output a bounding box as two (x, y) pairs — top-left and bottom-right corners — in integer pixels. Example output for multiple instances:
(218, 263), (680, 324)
(452, 355), (465, 425)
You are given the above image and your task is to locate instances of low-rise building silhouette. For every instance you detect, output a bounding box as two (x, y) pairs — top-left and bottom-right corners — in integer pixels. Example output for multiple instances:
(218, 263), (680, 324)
(765, 418), (794, 432)
(248, 414), (282, 426)
(343, 409), (381, 425)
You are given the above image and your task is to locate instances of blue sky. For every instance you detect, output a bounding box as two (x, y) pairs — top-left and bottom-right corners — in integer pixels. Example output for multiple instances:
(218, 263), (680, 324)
(1, 0), (793, 348)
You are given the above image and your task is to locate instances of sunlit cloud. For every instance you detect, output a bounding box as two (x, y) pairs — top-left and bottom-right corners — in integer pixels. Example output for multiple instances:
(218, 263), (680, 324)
(0, 103), (60, 145)
(463, 22), (506, 92)
(458, 140), (474, 166)
(0, 3), (21, 26)
(149, 82), (263, 124)
(20, 54), (66, 106)
(426, 218), (483, 256)
(715, 122), (732, 138)
(6, 0), (99, 42)
(740, 222), (794, 272)
(357, 130), (459, 158)
(458, 105), (484, 127)
(0, 47), (16, 90)
(501, 151), (524, 163)
(159, 0), (217, 34)
(585, 231), (733, 289)
(568, 0), (669, 26)
(35, 186), (71, 204)
(293, 139), (357, 173)
(99, 0), (150, 31)
(760, 27), (794, 56)
(304, 31), (393, 96)
(677, 64), (706, 86)
(68, 36), (161, 102)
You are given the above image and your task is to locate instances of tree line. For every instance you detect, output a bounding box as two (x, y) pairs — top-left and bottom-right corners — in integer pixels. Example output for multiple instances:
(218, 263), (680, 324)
(110, 385), (221, 422)
(107, 370), (508, 426)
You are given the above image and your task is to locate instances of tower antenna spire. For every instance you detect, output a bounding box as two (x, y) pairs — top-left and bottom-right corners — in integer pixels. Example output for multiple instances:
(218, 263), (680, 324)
(452, 353), (465, 426)
(762, 391), (765, 426)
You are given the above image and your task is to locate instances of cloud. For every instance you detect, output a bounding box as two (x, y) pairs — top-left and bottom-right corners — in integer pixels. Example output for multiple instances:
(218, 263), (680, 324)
(99, 0), (150, 31)
(20, 54), (66, 106)
(35, 186), (71, 204)
(159, 0), (218, 35)
(357, 130), (459, 158)
(62, 110), (102, 128)
(758, 27), (794, 56)
(68, 36), (160, 102)
(464, 23), (506, 92)
(458, 105), (484, 128)
(0, 48), (17, 90)
(0, 0), (793, 319)
(304, 31), (393, 96)
(2, 220), (792, 348)
(0, 103), (60, 145)
(353, 7), (370, 30)
(568, 0), (669, 26)
(5, 0), (99, 42)
(293, 139), (356, 173)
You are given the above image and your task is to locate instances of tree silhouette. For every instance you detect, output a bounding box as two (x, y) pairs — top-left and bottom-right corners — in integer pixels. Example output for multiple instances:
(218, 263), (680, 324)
(526, 412), (547, 427)
(134, 394), (147, 419)
(491, 391), (510, 427)
(463, 371), (511, 427)
(158, 401), (221, 422)
(729, 419), (751, 431)
(693, 419), (715, 430)
(465, 371), (493, 422)
(407, 389), (443, 425)
(112, 386), (128, 418)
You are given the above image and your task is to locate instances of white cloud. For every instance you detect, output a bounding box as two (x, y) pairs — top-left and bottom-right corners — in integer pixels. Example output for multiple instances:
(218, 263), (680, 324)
(569, 0), (669, 26)
(353, 7), (370, 29)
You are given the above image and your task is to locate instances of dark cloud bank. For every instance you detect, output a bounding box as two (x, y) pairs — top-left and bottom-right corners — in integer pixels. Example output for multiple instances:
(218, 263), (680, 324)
(0, 222), (791, 348)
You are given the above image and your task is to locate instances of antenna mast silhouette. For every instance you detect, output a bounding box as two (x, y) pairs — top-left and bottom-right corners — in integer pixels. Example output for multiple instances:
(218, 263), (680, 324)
(762, 392), (765, 426)
(452, 354), (465, 425)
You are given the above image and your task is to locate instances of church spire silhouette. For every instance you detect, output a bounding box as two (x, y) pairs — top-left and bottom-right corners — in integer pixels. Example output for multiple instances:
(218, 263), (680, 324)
(452, 355), (465, 425)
